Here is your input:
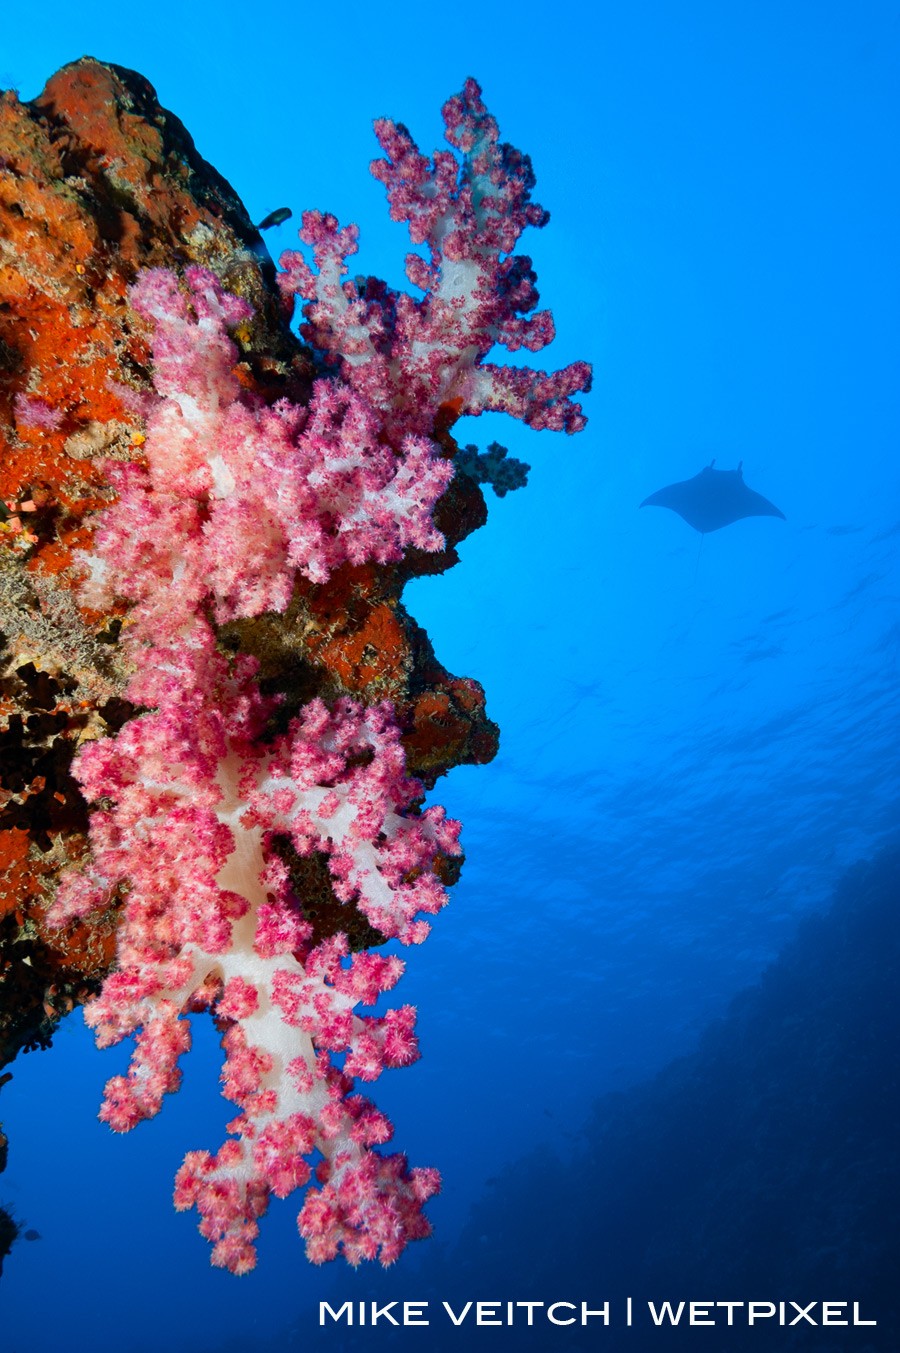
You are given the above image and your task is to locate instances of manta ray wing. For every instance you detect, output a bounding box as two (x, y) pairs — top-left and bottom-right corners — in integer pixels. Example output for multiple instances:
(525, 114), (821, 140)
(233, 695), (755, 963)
(640, 464), (785, 534)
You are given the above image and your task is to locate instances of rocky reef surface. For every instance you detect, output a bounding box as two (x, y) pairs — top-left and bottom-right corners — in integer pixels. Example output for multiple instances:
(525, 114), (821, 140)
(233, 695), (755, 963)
(0, 58), (498, 1268)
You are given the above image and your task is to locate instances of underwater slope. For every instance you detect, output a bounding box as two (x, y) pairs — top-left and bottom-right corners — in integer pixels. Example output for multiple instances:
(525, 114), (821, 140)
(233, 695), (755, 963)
(439, 845), (900, 1349)
(286, 843), (899, 1353)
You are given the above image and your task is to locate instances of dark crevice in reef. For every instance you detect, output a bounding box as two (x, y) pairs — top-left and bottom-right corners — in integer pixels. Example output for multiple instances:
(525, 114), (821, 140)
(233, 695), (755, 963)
(0, 659), (92, 850)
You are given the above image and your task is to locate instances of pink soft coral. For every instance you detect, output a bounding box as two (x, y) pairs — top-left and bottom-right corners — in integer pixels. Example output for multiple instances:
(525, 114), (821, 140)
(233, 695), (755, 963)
(278, 77), (590, 443)
(53, 79), (589, 1274)
(53, 267), (456, 1273)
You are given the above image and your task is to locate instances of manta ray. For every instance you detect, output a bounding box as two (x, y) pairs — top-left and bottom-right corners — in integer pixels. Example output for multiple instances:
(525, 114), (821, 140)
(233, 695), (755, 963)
(640, 460), (785, 533)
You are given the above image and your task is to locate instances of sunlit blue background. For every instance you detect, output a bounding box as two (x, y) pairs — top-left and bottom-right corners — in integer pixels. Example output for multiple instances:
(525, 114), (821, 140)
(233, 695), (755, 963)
(1, 3), (898, 1349)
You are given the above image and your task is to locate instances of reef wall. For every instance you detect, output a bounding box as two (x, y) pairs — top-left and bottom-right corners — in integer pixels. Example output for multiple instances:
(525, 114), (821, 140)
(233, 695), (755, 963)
(0, 60), (588, 1272)
(0, 59), (501, 1268)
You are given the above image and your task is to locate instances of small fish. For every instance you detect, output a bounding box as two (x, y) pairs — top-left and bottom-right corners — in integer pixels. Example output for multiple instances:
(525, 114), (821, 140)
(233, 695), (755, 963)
(23, 1229), (41, 1242)
(255, 207), (292, 231)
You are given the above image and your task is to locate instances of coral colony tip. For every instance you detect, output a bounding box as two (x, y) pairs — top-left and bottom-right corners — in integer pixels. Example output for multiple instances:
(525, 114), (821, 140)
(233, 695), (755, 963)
(48, 78), (590, 1274)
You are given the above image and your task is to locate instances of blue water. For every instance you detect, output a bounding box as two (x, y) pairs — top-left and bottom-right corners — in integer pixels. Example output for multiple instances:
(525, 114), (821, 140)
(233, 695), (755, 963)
(1, 4), (898, 1350)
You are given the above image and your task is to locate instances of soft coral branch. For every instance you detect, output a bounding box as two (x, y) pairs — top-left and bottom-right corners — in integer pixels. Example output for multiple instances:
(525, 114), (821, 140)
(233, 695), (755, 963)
(53, 264), (459, 1272)
(52, 79), (590, 1275)
(279, 77), (591, 444)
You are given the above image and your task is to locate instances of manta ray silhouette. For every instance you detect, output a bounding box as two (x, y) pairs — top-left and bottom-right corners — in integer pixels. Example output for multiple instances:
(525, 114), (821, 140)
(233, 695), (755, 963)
(640, 460), (785, 533)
